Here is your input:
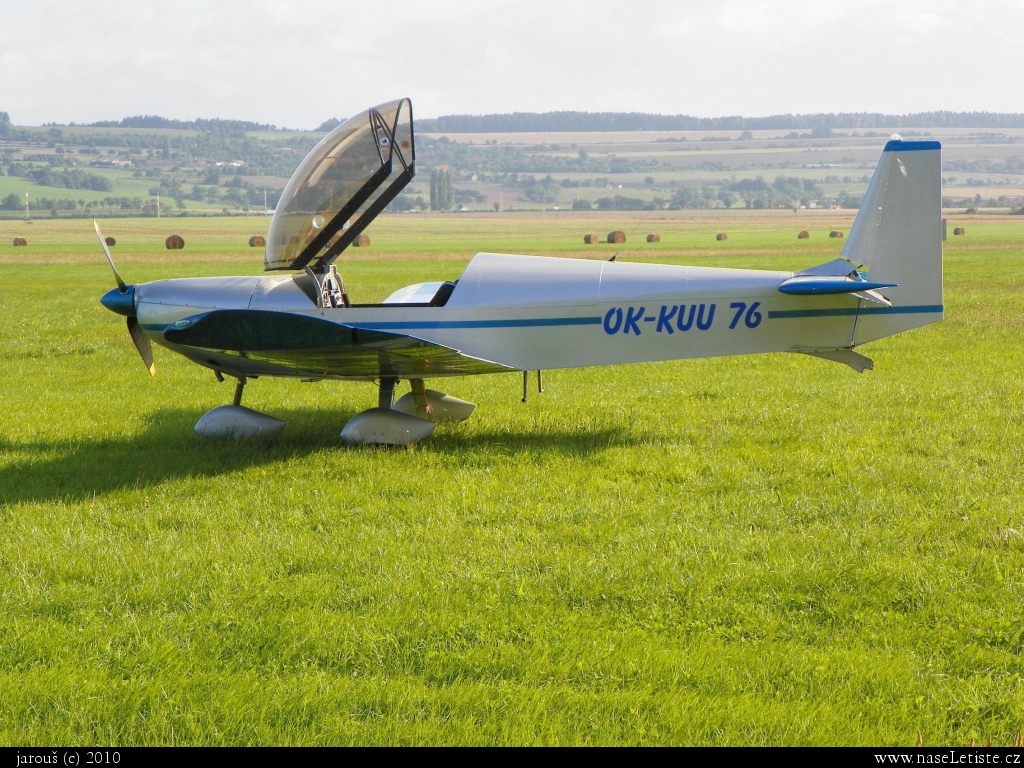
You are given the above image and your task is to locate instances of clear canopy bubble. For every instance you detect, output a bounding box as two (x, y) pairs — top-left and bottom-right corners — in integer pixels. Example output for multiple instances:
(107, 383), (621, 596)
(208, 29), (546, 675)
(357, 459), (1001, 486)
(264, 98), (415, 272)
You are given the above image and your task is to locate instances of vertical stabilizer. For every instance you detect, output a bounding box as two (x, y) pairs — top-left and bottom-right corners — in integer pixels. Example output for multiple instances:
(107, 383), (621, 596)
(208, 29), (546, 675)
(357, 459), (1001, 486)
(842, 139), (943, 344)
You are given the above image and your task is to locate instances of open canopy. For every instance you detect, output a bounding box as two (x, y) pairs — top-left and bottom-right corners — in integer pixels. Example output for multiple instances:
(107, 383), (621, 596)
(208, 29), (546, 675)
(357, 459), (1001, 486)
(264, 98), (415, 272)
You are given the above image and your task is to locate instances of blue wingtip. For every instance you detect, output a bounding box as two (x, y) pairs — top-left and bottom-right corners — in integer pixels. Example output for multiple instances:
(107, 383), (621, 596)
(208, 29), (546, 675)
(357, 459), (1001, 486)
(778, 278), (897, 296)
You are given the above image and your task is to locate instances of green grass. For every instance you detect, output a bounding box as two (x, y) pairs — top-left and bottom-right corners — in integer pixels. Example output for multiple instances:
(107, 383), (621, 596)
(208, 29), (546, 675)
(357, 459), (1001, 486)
(0, 216), (1023, 745)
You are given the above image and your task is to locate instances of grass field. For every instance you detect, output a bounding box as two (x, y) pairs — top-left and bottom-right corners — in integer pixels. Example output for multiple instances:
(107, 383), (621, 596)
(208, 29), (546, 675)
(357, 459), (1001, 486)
(1, 214), (1023, 745)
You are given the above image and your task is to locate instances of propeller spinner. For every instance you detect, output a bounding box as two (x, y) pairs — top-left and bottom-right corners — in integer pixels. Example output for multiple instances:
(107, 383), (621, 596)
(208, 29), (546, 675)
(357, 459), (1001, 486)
(95, 220), (156, 377)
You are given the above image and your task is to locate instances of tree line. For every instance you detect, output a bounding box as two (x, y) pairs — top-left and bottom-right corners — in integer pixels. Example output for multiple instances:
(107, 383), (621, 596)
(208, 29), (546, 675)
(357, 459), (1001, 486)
(82, 115), (285, 132)
(10, 107), (1024, 137)
(418, 111), (1024, 133)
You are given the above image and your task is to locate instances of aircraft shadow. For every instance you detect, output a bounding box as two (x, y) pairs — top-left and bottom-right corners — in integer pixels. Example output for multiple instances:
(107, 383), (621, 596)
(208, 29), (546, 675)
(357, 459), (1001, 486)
(0, 408), (631, 506)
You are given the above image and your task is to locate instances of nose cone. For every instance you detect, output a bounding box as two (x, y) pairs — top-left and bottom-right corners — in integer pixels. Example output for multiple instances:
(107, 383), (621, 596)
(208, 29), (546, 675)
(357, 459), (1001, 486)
(100, 285), (136, 316)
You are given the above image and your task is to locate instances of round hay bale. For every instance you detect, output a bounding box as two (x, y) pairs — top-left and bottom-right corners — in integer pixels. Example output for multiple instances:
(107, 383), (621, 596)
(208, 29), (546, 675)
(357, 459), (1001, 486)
(797, 230), (810, 239)
(12, 237), (27, 246)
(716, 233), (728, 241)
(953, 226), (966, 236)
(583, 234), (600, 244)
(607, 230), (626, 244)
(165, 234), (185, 250)
(829, 230), (844, 238)
(104, 236), (116, 247)
(248, 235), (266, 247)
(646, 234), (660, 243)
(352, 234), (371, 247)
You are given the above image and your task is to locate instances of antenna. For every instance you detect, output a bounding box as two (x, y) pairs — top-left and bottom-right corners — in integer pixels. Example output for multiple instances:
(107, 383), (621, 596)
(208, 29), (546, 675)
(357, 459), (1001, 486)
(157, 193), (160, 218)
(630, 208), (653, 236)
(24, 191), (29, 221)
(264, 187), (268, 215)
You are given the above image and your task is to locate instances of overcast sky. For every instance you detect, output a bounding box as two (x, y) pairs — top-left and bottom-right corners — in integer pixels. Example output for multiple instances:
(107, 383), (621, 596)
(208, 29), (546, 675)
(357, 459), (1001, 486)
(1, 0), (1022, 128)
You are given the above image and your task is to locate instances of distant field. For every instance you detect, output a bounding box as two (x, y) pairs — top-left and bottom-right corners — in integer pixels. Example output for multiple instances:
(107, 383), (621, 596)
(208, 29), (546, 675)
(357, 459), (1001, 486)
(1, 214), (1023, 745)
(3, 210), (866, 270)
(0, 209), (1007, 267)
(3, 121), (1022, 218)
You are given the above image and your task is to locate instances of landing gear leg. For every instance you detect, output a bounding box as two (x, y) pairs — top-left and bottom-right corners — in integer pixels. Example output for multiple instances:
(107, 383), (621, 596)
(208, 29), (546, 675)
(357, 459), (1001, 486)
(522, 370), (544, 403)
(378, 376), (397, 409)
(410, 378), (428, 419)
(233, 376), (247, 407)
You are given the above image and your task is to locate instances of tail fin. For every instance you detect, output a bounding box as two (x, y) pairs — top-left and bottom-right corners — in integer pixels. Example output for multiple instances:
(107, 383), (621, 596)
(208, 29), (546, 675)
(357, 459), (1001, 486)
(842, 138), (943, 344)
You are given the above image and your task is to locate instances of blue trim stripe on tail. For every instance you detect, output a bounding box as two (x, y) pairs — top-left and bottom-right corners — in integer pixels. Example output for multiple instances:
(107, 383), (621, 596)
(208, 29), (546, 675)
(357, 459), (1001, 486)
(883, 140), (941, 152)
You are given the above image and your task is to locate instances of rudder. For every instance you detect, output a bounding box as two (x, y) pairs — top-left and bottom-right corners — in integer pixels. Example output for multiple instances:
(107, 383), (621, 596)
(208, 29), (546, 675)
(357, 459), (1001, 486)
(842, 138), (943, 344)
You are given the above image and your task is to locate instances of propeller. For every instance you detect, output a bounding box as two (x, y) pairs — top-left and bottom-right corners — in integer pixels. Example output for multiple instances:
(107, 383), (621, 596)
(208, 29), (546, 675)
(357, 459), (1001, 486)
(127, 316), (156, 376)
(94, 219), (126, 292)
(95, 220), (156, 377)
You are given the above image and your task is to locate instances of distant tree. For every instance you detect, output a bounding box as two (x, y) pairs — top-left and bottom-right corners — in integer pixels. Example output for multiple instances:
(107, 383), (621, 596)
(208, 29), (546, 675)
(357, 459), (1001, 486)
(572, 198), (592, 210)
(0, 192), (19, 210)
(738, 130), (753, 140)
(729, 176), (770, 192)
(493, 201), (501, 212)
(316, 118), (342, 132)
(835, 191), (861, 209)
(440, 170), (454, 210)
(389, 194), (417, 212)
(454, 188), (486, 205)
(0, 111), (10, 138)
(430, 167), (454, 210)
(594, 195), (650, 211)
(717, 190), (736, 208)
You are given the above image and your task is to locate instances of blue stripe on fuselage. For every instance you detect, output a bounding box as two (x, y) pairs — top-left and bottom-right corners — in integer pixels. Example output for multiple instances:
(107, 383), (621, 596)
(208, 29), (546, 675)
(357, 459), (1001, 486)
(768, 304), (943, 319)
(350, 317), (603, 330)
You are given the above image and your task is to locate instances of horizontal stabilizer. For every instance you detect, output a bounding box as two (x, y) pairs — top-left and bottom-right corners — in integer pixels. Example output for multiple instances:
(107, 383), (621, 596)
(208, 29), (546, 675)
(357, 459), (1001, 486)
(778, 275), (897, 295)
(851, 289), (892, 308)
(794, 257), (864, 277)
(795, 348), (874, 373)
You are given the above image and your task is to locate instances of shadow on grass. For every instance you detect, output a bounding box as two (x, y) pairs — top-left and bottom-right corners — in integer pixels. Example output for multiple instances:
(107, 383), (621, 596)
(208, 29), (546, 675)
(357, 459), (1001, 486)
(0, 407), (633, 505)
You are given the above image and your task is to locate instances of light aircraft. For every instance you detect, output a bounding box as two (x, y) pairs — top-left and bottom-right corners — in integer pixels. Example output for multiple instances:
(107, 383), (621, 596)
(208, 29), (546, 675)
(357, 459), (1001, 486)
(98, 98), (943, 445)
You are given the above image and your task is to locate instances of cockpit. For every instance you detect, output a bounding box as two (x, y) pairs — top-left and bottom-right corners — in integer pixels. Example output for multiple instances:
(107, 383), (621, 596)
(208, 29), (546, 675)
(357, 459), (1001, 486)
(264, 97), (443, 307)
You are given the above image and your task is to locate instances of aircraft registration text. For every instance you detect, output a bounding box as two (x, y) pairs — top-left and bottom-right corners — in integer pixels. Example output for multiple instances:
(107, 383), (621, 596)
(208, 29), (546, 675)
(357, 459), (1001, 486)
(602, 302), (763, 336)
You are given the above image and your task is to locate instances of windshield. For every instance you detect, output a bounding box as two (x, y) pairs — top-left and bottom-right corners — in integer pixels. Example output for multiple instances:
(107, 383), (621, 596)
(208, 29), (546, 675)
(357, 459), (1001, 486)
(264, 98), (415, 271)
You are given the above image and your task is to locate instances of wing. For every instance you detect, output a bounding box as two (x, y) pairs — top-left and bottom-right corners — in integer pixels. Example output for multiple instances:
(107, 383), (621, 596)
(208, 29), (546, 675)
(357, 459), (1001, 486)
(162, 309), (510, 378)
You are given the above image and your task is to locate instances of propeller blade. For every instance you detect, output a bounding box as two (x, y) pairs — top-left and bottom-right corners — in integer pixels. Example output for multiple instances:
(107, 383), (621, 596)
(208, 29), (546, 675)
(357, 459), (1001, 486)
(127, 316), (156, 377)
(94, 220), (127, 293)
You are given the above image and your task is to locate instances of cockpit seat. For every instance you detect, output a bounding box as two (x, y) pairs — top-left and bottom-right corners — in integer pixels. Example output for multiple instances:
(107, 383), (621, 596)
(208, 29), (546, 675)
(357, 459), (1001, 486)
(429, 281), (456, 307)
(381, 281), (457, 307)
